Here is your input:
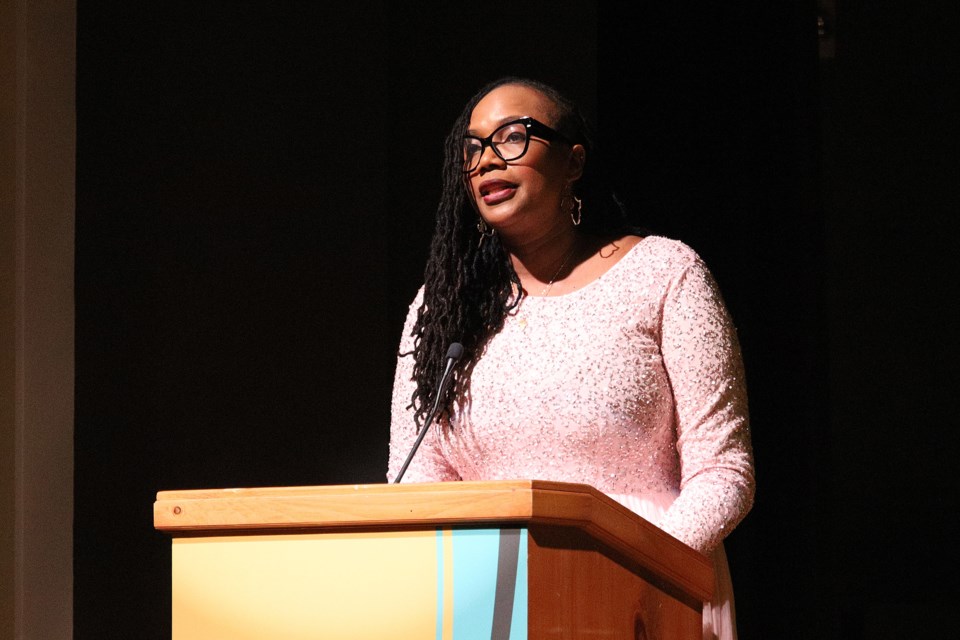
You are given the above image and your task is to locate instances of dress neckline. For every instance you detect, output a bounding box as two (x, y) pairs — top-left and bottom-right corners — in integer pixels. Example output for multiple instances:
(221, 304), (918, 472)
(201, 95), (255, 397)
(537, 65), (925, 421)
(523, 235), (652, 303)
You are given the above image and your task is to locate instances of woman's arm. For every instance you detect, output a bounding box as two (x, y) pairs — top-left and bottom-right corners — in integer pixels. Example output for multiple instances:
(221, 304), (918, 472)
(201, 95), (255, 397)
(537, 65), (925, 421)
(386, 288), (461, 483)
(658, 254), (756, 554)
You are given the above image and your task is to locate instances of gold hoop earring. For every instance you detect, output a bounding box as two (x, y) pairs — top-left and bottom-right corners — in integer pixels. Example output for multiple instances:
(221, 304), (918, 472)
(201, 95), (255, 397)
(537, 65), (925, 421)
(561, 185), (583, 227)
(570, 196), (582, 226)
(477, 218), (495, 247)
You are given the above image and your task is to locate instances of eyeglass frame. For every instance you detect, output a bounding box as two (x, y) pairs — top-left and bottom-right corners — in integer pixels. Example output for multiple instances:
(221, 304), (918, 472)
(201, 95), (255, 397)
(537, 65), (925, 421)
(461, 116), (573, 173)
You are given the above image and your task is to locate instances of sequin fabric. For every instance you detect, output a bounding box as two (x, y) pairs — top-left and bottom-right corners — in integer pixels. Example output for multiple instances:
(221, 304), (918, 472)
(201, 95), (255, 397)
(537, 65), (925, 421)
(387, 236), (754, 556)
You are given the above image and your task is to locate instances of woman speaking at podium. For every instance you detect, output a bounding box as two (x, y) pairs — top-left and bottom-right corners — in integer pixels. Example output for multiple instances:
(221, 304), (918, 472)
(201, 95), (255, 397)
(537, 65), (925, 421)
(387, 76), (755, 639)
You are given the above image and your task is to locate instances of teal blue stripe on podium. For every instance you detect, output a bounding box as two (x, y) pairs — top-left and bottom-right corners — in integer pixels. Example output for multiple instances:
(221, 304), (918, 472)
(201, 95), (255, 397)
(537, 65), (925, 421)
(452, 529), (499, 638)
(510, 533), (528, 639)
(440, 528), (527, 640)
(436, 529), (445, 640)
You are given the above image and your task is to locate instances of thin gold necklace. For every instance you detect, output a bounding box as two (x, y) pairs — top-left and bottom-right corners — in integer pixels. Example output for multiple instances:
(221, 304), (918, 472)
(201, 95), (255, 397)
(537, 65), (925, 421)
(516, 241), (580, 330)
(538, 241), (580, 297)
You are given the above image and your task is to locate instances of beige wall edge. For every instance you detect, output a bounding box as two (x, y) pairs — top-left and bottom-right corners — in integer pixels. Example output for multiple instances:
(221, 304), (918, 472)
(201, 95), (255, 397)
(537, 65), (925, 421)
(1, 0), (76, 638)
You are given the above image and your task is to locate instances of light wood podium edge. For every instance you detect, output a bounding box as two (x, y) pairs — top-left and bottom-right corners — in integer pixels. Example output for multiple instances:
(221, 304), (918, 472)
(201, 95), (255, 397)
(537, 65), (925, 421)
(153, 479), (714, 602)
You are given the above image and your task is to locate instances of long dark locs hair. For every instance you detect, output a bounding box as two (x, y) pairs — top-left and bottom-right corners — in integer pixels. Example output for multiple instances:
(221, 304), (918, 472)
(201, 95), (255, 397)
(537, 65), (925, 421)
(404, 76), (633, 428)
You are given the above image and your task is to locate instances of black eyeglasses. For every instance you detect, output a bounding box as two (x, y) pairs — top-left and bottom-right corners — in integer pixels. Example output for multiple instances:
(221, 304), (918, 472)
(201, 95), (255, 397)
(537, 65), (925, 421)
(462, 117), (572, 173)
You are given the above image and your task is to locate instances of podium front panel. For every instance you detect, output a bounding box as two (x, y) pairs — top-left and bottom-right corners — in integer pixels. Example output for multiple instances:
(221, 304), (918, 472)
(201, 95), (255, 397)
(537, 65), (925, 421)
(172, 527), (528, 639)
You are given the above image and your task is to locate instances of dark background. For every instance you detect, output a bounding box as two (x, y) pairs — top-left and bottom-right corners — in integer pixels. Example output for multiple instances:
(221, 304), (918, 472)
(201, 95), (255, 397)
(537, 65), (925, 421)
(75, 2), (958, 638)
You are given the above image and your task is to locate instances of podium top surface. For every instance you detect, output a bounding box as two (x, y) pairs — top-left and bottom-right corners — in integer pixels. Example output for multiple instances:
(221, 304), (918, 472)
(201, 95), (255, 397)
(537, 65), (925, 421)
(154, 479), (714, 602)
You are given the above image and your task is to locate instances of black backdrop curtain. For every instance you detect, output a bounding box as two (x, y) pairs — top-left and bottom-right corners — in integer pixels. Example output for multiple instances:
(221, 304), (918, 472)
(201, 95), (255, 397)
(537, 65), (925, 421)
(76, 2), (958, 638)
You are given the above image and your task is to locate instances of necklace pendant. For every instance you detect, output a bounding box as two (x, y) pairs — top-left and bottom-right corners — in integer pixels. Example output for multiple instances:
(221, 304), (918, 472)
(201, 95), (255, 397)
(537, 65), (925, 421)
(518, 316), (528, 330)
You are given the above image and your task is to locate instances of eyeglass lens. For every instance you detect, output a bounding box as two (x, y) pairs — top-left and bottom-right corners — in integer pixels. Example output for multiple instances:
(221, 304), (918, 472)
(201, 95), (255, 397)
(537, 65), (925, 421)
(462, 121), (531, 172)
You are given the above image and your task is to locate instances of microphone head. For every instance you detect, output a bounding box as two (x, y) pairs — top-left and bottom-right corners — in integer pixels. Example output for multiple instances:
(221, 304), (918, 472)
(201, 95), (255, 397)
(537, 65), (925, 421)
(446, 342), (464, 361)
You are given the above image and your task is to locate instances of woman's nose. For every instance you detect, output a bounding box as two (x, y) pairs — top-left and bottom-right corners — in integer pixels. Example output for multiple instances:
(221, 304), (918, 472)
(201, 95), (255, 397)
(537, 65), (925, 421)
(476, 143), (504, 171)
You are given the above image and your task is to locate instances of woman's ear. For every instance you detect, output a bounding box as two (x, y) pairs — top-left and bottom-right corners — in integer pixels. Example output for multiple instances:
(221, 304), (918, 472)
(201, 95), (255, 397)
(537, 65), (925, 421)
(567, 144), (586, 182)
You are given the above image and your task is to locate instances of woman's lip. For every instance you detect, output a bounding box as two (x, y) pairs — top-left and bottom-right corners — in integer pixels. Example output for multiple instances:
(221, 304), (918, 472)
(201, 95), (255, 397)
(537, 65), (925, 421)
(480, 183), (516, 205)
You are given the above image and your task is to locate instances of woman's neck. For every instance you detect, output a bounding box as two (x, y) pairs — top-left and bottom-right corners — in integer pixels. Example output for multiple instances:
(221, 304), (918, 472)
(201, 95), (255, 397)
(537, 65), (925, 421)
(504, 227), (585, 291)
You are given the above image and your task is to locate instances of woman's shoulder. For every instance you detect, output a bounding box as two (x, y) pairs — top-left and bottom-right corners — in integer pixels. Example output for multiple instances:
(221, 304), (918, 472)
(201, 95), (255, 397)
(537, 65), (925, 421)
(613, 234), (705, 277)
(400, 285), (425, 329)
(409, 284), (426, 307)
(636, 234), (701, 262)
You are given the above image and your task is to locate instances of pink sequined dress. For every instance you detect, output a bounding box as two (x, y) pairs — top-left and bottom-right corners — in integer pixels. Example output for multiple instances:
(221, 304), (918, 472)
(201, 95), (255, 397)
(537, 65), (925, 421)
(387, 236), (755, 639)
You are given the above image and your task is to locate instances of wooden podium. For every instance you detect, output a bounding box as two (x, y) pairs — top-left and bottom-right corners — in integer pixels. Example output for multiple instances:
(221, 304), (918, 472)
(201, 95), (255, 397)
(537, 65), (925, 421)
(153, 480), (713, 639)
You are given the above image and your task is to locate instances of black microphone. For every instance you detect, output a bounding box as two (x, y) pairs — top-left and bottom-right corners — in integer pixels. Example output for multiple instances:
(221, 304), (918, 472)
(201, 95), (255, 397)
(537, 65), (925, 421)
(393, 342), (464, 484)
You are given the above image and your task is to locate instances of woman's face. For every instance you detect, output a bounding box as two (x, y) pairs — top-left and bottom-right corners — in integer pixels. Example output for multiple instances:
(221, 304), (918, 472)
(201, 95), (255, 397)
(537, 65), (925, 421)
(465, 84), (584, 242)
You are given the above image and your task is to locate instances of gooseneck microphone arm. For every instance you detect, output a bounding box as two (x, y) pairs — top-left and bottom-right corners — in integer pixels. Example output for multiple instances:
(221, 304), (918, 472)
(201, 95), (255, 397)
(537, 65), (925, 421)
(393, 342), (464, 484)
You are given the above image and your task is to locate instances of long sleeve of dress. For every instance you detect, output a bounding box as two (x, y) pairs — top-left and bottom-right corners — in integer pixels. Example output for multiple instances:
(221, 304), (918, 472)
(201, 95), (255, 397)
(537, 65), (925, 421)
(386, 287), (460, 483)
(656, 256), (755, 554)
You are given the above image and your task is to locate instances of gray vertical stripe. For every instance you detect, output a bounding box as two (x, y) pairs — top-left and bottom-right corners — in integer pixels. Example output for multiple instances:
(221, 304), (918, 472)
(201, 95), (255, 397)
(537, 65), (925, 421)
(490, 528), (521, 640)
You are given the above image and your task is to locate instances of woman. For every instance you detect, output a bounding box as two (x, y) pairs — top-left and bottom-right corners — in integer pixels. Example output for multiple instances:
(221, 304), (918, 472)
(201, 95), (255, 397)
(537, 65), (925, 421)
(387, 76), (755, 639)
